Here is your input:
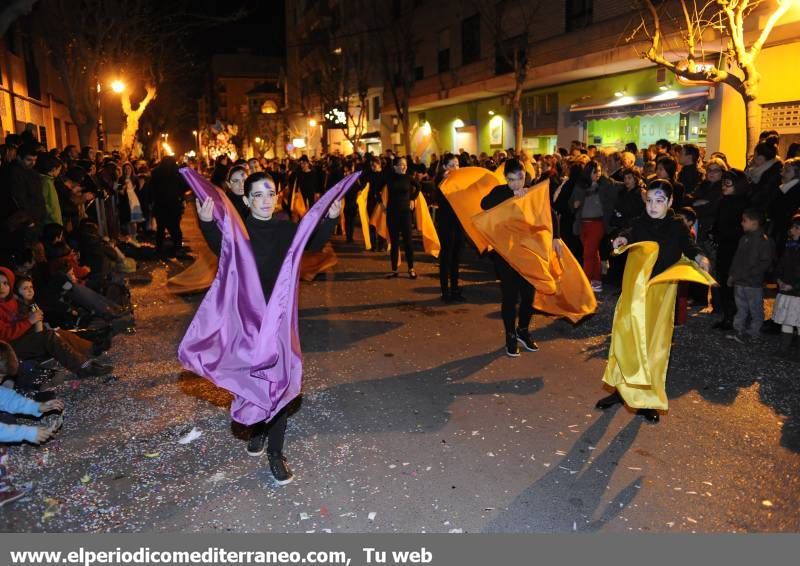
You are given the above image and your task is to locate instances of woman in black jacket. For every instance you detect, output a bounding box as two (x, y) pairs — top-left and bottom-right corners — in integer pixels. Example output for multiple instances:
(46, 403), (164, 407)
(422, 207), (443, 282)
(434, 153), (465, 301)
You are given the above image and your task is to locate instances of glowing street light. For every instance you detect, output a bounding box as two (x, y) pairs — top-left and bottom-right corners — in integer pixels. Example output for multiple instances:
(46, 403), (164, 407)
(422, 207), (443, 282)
(111, 80), (125, 93)
(255, 137), (262, 144)
(309, 119), (318, 128)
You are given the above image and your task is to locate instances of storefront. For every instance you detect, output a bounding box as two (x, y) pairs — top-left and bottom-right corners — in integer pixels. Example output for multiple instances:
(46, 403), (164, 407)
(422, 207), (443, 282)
(568, 87), (709, 150)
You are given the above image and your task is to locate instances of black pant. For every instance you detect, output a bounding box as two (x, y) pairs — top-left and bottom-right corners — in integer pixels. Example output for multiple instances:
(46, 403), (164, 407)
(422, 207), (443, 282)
(712, 240), (737, 320)
(344, 203), (358, 242)
(494, 256), (534, 335)
(155, 214), (182, 253)
(252, 405), (289, 454)
(387, 210), (414, 271)
(437, 215), (464, 293)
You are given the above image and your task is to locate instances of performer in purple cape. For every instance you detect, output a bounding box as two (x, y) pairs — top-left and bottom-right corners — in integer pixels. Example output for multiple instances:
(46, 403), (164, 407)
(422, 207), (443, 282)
(192, 171), (344, 485)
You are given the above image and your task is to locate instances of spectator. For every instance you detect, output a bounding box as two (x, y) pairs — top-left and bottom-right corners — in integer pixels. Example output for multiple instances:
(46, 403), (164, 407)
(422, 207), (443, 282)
(772, 215), (800, 358)
(656, 155), (685, 208)
(747, 140), (782, 212)
(767, 157), (800, 256)
(689, 157), (726, 243)
(727, 209), (774, 343)
(0, 143), (46, 236)
(149, 156), (188, 257)
(678, 144), (703, 195)
(35, 153), (64, 228)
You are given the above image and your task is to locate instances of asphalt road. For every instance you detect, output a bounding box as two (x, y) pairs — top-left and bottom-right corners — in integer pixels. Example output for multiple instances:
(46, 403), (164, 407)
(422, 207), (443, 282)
(2, 213), (798, 533)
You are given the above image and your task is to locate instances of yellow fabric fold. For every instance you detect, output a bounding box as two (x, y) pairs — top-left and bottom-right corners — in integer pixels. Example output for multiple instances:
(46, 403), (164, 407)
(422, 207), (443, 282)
(602, 242), (718, 410)
(290, 183), (308, 221)
(299, 243), (338, 282)
(369, 185), (390, 242)
(471, 179), (597, 322)
(356, 183), (372, 250)
(414, 193), (440, 258)
(438, 167), (502, 252)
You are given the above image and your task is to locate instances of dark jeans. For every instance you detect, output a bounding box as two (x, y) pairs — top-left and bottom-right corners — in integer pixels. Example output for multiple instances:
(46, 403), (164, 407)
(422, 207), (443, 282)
(437, 215), (464, 293)
(155, 215), (182, 253)
(252, 405), (289, 454)
(11, 328), (88, 373)
(712, 240), (737, 320)
(387, 210), (414, 271)
(494, 256), (534, 335)
(344, 203), (358, 242)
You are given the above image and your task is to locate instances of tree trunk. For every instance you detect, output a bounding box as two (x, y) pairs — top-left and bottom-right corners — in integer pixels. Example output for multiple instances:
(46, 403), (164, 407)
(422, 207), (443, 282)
(77, 121), (95, 149)
(120, 86), (156, 159)
(401, 101), (411, 156)
(744, 97), (761, 160)
(513, 85), (523, 151)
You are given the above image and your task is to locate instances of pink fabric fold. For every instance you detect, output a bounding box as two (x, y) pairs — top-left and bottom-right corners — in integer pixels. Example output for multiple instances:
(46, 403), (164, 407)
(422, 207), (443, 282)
(177, 168), (361, 424)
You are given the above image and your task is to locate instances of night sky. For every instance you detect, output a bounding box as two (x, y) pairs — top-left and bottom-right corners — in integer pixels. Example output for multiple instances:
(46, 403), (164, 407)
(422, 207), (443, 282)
(191, 0), (286, 57)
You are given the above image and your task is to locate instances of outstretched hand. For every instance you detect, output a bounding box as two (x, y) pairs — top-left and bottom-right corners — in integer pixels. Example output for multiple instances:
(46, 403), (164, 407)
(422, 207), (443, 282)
(327, 199), (342, 219)
(196, 197), (214, 222)
(612, 236), (628, 250)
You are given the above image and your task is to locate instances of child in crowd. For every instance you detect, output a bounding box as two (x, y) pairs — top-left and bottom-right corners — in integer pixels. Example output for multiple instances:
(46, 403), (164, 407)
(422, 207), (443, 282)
(727, 209), (774, 343)
(0, 341), (64, 507)
(674, 207), (698, 326)
(772, 215), (800, 358)
(0, 267), (111, 379)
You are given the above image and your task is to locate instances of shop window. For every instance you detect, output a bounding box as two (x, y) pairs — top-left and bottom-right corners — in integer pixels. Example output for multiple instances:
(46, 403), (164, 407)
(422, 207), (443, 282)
(38, 125), (47, 148)
(565, 0), (593, 32)
(495, 34), (526, 76)
(438, 49), (450, 73)
(522, 92), (558, 133)
(461, 14), (481, 66)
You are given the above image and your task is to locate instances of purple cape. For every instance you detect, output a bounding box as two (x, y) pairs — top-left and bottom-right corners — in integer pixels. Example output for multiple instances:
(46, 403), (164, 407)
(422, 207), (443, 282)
(177, 168), (361, 425)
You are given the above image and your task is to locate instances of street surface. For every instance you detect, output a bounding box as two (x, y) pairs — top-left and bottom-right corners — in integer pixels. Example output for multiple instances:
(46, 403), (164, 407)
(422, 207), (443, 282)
(1, 211), (798, 533)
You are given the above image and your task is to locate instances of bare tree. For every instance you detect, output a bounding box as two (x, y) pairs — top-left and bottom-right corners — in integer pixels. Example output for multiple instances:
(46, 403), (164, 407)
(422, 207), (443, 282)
(476, 0), (540, 151)
(631, 0), (795, 156)
(0, 0), (37, 37)
(338, 29), (374, 152)
(372, 2), (419, 155)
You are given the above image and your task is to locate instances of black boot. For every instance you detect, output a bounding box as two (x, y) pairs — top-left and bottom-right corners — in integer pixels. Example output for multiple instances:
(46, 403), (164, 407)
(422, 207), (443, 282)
(637, 408), (660, 423)
(505, 333), (520, 357)
(712, 318), (733, 331)
(595, 390), (623, 409)
(441, 285), (452, 303)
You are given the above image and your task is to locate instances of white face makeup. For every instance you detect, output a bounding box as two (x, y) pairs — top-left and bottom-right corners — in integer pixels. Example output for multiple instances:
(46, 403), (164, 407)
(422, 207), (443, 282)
(245, 179), (277, 220)
(228, 170), (247, 195)
(645, 189), (672, 219)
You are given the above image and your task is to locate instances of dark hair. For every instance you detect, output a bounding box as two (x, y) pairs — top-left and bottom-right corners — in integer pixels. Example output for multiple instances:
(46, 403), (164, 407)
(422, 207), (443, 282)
(646, 179), (673, 199)
(14, 274), (33, 294)
(17, 143), (39, 158)
(621, 167), (642, 182)
(392, 156), (406, 168)
(759, 130), (779, 142)
(243, 172), (276, 197)
(0, 340), (19, 377)
(227, 164), (248, 182)
(755, 141), (778, 161)
(789, 214), (800, 229)
(503, 158), (523, 177)
(787, 143), (800, 160)
(742, 208), (764, 226)
(625, 142), (638, 154)
(656, 155), (677, 181)
(675, 206), (697, 223)
(682, 144), (700, 163)
(588, 145), (597, 151)
(655, 138), (672, 152)
(583, 160), (602, 184)
(784, 157), (800, 178)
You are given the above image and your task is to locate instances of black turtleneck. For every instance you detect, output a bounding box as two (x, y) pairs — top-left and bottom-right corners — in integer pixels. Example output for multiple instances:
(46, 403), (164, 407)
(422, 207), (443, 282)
(624, 209), (701, 277)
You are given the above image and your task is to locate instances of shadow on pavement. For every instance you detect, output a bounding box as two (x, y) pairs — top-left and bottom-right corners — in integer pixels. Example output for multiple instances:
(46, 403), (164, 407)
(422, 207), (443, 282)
(485, 407), (643, 532)
(299, 319), (403, 352)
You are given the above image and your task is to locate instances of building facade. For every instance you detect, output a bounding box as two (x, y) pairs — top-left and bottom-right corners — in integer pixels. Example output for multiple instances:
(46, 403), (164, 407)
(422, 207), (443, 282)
(287, 0), (800, 168)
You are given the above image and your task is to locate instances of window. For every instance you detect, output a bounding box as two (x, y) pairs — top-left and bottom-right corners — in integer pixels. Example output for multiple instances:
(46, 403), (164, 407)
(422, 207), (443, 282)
(372, 96), (381, 121)
(54, 117), (62, 150)
(461, 14), (481, 66)
(38, 125), (47, 148)
(438, 49), (450, 73)
(414, 66), (424, 81)
(565, 0), (593, 32)
(522, 92), (559, 133)
(495, 34), (526, 76)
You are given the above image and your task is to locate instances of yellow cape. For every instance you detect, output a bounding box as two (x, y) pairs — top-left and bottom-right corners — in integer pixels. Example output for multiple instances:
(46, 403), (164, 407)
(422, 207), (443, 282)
(290, 182), (308, 221)
(438, 167), (502, 252)
(471, 179), (597, 322)
(299, 243), (338, 282)
(368, 186), (440, 258)
(356, 183), (372, 250)
(602, 241), (718, 410)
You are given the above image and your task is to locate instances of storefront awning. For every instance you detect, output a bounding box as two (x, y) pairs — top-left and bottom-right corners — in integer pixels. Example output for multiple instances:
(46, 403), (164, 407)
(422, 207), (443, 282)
(361, 131), (381, 139)
(569, 88), (709, 121)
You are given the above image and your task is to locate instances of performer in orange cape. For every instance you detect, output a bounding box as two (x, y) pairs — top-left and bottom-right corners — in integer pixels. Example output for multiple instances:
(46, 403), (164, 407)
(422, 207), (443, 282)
(440, 158), (596, 357)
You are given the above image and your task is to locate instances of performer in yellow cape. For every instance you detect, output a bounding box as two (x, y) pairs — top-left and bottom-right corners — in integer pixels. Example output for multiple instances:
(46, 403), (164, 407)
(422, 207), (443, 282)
(369, 157), (440, 276)
(596, 179), (715, 423)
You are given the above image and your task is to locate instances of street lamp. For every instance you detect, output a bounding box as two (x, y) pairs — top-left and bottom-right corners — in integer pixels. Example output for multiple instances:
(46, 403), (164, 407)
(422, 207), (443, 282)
(96, 79), (126, 152)
(192, 130), (199, 154)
